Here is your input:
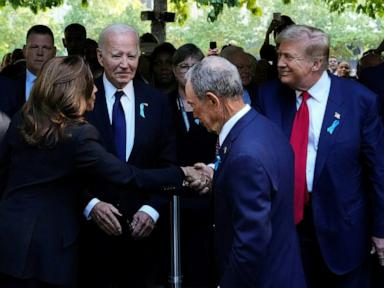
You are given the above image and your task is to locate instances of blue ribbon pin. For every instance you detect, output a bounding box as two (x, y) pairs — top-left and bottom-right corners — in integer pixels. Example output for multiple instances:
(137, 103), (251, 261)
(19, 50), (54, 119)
(327, 119), (339, 135)
(139, 103), (148, 118)
(214, 155), (221, 171)
(194, 118), (200, 125)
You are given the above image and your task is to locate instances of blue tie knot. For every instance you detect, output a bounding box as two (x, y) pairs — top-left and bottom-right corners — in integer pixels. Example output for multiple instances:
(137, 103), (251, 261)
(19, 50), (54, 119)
(115, 90), (124, 101)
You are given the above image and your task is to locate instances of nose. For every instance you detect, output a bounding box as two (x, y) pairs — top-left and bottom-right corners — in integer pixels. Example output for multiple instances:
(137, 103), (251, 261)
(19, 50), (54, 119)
(119, 56), (130, 68)
(37, 47), (44, 56)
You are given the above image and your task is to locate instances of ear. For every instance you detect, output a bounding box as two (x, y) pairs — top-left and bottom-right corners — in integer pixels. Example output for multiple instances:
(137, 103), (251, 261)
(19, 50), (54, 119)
(22, 45), (26, 58)
(205, 91), (220, 108)
(96, 48), (104, 67)
(311, 58), (323, 72)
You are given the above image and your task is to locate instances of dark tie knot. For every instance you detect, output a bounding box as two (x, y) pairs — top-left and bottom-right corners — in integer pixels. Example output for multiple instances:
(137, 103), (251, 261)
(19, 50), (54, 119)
(301, 91), (310, 102)
(115, 90), (125, 102)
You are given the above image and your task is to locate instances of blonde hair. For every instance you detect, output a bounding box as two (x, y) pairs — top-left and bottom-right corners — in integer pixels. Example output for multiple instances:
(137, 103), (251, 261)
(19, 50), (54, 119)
(21, 56), (94, 147)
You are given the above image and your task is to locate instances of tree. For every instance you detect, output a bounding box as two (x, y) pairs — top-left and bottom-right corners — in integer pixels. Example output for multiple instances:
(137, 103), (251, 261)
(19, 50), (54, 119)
(1, 0), (384, 21)
(0, 0), (382, 60)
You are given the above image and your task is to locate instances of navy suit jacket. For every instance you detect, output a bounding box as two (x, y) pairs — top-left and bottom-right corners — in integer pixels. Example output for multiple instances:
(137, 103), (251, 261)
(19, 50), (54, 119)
(359, 62), (384, 115)
(257, 75), (384, 274)
(0, 117), (183, 285)
(0, 74), (23, 118)
(85, 77), (176, 223)
(213, 108), (306, 288)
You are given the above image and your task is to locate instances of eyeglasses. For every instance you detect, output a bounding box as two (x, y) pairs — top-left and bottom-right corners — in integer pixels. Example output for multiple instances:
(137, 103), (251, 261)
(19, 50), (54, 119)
(177, 63), (195, 73)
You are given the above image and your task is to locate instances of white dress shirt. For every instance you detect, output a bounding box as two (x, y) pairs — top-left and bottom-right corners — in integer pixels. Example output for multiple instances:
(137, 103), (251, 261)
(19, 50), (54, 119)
(294, 71), (331, 192)
(219, 104), (251, 146)
(84, 75), (159, 222)
(25, 69), (37, 101)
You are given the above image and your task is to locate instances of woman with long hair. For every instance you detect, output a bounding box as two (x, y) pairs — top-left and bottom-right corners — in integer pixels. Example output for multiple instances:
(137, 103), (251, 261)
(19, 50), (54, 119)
(0, 56), (197, 288)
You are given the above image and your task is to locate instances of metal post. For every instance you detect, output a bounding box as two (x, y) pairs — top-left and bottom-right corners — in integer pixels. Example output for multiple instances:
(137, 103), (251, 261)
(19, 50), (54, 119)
(169, 195), (182, 288)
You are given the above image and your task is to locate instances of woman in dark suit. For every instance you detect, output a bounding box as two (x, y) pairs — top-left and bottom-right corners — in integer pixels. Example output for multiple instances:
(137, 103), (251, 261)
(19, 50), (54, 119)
(0, 56), (198, 288)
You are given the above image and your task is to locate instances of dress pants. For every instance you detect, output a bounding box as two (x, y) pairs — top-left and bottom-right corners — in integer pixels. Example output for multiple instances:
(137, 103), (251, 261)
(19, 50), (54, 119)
(296, 198), (371, 288)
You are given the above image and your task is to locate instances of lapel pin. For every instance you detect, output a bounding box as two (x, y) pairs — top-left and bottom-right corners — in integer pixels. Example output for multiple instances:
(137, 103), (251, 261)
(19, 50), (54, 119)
(334, 112), (341, 119)
(139, 103), (148, 118)
(223, 146), (227, 154)
(327, 119), (340, 135)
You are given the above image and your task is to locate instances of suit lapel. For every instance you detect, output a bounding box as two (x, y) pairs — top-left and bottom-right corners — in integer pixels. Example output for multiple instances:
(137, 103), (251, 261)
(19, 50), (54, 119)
(129, 80), (151, 162)
(280, 85), (297, 139)
(213, 109), (257, 180)
(92, 77), (116, 153)
(313, 76), (345, 188)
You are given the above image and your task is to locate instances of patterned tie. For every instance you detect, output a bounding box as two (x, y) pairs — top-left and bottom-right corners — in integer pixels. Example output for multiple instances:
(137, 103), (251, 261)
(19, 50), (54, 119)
(290, 91), (310, 225)
(112, 90), (126, 161)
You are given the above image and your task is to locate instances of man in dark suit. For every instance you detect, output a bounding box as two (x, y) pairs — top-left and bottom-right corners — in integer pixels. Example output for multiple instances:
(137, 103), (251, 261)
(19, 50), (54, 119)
(359, 61), (384, 115)
(0, 75), (21, 118)
(257, 25), (384, 288)
(79, 24), (178, 288)
(2, 25), (56, 117)
(186, 56), (306, 288)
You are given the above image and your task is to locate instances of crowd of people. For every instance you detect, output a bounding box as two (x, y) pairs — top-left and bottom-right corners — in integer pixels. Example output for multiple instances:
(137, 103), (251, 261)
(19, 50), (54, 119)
(0, 15), (384, 288)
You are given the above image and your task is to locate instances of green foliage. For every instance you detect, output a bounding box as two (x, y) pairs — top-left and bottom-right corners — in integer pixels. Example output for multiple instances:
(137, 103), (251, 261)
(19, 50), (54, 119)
(324, 0), (384, 19)
(0, 0), (382, 62)
(170, 0), (262, 22)
(0, 0), (64, 13)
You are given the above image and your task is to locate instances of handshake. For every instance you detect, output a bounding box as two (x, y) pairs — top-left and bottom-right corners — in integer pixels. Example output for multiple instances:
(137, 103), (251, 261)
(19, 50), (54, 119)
(181, 163), (213, 194)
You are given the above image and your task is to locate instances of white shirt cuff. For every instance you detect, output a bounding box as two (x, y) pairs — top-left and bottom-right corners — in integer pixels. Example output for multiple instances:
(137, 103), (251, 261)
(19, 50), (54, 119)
(208, 163), (215, 170)
(84, 198), (100, 220)
(139, 205), (159, 223)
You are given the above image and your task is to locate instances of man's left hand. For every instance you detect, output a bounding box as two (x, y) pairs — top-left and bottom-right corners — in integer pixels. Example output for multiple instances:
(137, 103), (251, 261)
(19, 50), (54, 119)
(130, 211), (155, 239)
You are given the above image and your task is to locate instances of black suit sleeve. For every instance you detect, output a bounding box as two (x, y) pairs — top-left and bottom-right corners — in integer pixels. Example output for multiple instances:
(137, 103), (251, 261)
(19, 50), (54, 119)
(75, 124), (184, 195)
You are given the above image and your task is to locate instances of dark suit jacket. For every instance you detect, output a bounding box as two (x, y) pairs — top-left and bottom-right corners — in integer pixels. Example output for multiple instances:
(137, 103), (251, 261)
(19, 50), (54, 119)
(0, 116), (183, 285)
(213, 108), (305, 288)
(0, 74), (23, 118)
(257, 75), (384, 274)
(359, 62), (384, 115)
(85, 77), (177, 226)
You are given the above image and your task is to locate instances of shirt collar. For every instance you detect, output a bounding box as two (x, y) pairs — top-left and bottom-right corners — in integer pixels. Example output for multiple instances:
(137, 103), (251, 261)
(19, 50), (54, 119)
(26, 69), (37, 84)
(219, 104), (251, 146)
(103, 73), (134, 101)
(295, 71), (330, 103)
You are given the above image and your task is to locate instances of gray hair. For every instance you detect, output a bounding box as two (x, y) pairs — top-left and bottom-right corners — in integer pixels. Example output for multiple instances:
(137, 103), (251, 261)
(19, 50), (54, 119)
(98, 24), (139, 50)
(186, 56), (243, 100)
(276, 25), (330, 70)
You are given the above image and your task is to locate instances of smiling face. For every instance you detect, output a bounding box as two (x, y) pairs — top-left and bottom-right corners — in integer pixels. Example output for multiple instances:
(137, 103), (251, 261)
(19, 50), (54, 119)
(23, 33), (56, 75)
(336, 61), (350, 77)
(277, 40), (320, 91)
(97, 31), (139, 89)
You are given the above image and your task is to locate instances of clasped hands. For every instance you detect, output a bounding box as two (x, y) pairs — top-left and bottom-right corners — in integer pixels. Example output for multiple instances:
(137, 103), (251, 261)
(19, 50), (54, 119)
(91, 163), (213, 237)
(181, 162), (213, 194)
